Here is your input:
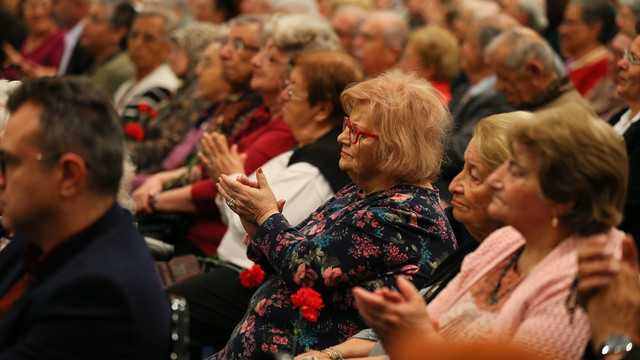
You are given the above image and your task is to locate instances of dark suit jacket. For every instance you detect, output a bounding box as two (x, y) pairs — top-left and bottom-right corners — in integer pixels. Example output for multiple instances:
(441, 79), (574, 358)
(436, 80), (514, 202)
(0, 204), (171, 359)
(609, 109), (640, 249)
(63, 41), (94, 76)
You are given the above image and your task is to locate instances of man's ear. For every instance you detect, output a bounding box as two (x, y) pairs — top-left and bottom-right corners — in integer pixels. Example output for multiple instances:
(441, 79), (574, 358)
(57, 153), (87, 198)
(524, 59), (544, 77)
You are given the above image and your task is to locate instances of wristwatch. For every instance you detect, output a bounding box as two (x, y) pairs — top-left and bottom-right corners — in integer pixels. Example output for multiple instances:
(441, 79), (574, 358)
(600, 334), (637, 358)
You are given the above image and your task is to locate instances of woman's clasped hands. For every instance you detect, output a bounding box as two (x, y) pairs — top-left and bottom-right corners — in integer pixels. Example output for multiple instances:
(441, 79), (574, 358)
(217, 168), (286, 238)
(199, 132), (246, 181)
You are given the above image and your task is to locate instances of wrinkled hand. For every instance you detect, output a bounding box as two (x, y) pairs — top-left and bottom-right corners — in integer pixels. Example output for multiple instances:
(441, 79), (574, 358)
(199, 132), (246, 180)
(132, 175), (164, 213)
(217, 168), (281, 235)
(578, 234), (640, 349)
(352, 276), (437, 350)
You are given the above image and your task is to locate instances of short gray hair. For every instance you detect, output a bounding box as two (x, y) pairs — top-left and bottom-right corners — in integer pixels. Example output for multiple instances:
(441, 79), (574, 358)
(269, 0), (319, 14)
(136, 4), (178, 43)
(486, 26), (558, 76)
(517, 0), (548, 33)
(367, 11), (408, 49)
(264, 13), (341, 57)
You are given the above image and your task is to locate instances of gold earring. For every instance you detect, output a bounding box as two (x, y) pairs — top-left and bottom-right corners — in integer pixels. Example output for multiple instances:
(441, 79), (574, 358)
(551, 216), (559, 228)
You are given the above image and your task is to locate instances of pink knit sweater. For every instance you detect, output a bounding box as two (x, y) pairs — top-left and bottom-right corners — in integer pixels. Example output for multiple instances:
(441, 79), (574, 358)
(427, 226), (625, 360)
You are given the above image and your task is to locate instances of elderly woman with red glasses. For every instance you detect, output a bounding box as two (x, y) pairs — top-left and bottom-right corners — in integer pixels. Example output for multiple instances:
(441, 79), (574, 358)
(213, 71), (457, 359)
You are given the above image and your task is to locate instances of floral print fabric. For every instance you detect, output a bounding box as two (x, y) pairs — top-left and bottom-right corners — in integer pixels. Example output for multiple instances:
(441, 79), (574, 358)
(211, 183), (457, 360)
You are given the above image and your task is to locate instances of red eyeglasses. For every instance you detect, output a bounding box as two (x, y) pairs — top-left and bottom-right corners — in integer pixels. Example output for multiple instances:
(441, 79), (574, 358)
(342, 117), (379, 144)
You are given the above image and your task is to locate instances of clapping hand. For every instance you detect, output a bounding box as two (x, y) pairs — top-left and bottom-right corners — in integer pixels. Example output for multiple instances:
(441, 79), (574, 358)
(352, 276), (439, 352)
(577, 234), (640, 350)
(217, 168), (282, 238)
(199, 132), (246, 181)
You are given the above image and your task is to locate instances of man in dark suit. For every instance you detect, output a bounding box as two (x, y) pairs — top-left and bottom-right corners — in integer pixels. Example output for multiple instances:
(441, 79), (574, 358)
(436, 16), (514, 202)
(0, 77), (171, 359)
(51, 0), (94, 75)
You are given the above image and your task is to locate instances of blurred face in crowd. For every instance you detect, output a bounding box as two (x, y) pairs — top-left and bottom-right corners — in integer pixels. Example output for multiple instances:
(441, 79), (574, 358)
(608, 32), (633, 78)
(616, 5), (637, 35)
(489, 44), (537, 107)
(219, 22), (261, 90)
(127, 14), (172, 79)
(51, 0), (80, 29)
(352, 16), (398, 76)
(459, 30), (483, 76)
(558, 4), (597, 59)
(250, 39), (288, 96)
(81, 2), (123, 56)
(616, 35), (640, 103)
(22, 0), (56, 35)
(195, 42), (229, 101)
(168, 43), (189, 78)
(331, 11), (360, 56)
(280, 66), (317, 142)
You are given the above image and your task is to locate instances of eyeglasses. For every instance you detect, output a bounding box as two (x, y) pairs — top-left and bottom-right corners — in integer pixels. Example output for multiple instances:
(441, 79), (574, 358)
(220, 38), (260, 54)
(0, 151), (61, 175)
(284, 79), (308, 100)
(623, 49), (640, 66)
(342, 117), (379, 144)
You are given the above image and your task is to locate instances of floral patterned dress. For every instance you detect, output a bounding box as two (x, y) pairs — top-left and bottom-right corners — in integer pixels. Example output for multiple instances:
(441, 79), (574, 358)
(211, 183), (457, 360)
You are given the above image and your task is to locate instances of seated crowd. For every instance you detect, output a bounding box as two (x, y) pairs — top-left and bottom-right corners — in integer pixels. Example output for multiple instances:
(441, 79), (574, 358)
(0, 0), (639, 360)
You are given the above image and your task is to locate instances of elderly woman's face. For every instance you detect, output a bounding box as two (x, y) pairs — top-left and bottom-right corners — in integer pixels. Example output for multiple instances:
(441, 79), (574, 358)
(449, 138), (502, 240)
(338, 105), (379, 186)
(281, 67), (313, 133)
(250, 39), (289, 96)
(486, 143), (554, 234)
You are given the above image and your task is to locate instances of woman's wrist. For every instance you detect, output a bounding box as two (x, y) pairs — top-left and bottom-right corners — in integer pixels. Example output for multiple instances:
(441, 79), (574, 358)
(255, 210), (279, 227)
(321, 347), (344, 360)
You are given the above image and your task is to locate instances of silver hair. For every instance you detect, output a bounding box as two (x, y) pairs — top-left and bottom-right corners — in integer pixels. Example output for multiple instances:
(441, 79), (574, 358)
(269, 0), (319, 14)
(136, 4), (178, 43)
(485, 27), (558, 76)
(517, 0), (548, 33)
(366, 11), (409, 49)
(264, 13), (341, 57)
(459, 0), (501, 21)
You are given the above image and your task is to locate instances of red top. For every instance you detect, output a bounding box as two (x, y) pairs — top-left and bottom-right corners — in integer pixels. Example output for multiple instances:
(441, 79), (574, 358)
(187, 104), (297, 255)
(568, 56), (609, 96)
(3, 30), (65, 80)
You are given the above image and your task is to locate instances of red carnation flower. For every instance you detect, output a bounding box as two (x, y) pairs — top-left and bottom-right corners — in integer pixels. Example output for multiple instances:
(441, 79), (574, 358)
(137, 102), (150, 113)
(239, 264), (265, 288)
(150, 109), (158, 118)
(125, 122), (145, 141)
(291, 287), (324, 322)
